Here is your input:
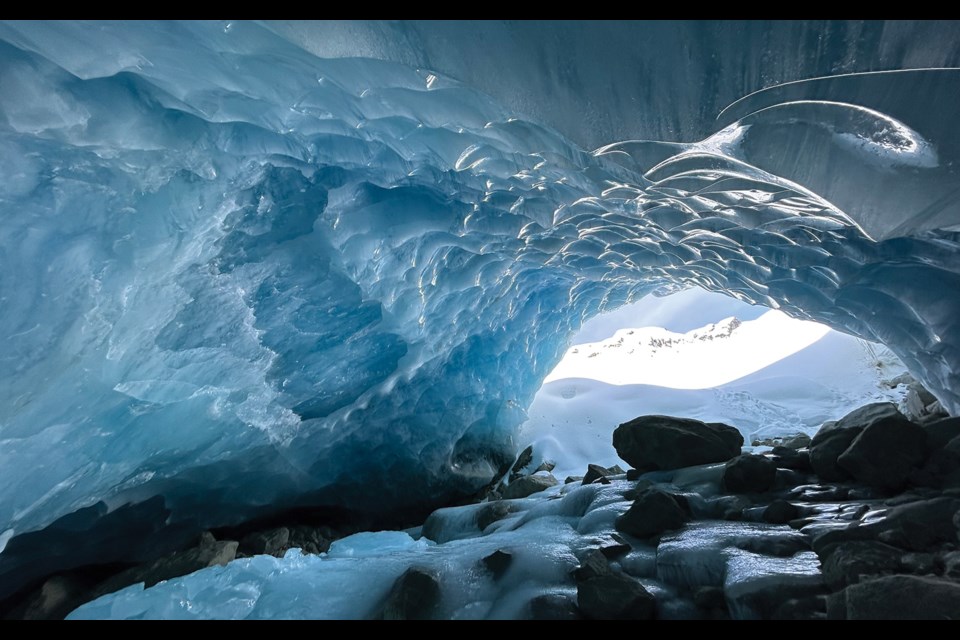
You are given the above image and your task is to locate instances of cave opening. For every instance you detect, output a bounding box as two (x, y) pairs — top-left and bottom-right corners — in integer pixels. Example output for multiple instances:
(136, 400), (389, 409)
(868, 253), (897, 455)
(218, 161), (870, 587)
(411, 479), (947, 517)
(520, 286), (913, 481)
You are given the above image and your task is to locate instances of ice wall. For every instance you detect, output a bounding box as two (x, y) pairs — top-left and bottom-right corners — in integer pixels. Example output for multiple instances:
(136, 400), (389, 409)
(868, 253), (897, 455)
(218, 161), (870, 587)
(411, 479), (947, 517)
(1, 20), (959, 573)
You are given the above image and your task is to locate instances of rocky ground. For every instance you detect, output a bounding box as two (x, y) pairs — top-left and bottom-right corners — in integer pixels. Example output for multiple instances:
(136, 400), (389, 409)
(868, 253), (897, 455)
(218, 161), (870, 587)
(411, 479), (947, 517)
(7, 397), (960, 619)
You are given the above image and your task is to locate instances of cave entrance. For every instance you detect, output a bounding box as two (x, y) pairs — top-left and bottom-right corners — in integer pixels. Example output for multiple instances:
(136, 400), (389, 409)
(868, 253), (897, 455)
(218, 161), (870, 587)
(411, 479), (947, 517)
(520, 287), (910, 480)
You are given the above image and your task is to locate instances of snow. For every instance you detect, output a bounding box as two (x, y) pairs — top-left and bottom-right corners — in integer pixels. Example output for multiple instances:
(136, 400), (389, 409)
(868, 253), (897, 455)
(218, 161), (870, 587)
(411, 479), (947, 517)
(523, 289), (909, 480)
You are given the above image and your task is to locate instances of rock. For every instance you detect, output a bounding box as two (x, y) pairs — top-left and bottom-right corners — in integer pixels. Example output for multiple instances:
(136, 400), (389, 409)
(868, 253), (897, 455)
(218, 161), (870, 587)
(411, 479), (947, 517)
(573, 549), (612, 581)
(770, 597), (825, 620)
(615, 488), (688, 538)
(510, 445), (534, 476)
(528, 594), (582, 620)
(564, 476), (583, 484)
(21, 575), (89, 620)
(501, 473), (558, 499)
(810, 404), (909, 481)
(287, 525), (331, 555)
(723, 454), (777, 493)
(533, 460), (556, 474)
(829, 575), (960, 620)
(780, 433), (812, 449)
(625, 469), (642, 481)
(712, 494), (751, 521)
(819, 541), (902, 590)
(613, 415), (743, 472)
(482, 550), (512, 580)
(923, 417), (960, 452)
(576, 573), (656, 620)
(239, 527), (290, 557)
(901, 552), (937, 576)
(582, 463), (619, 485)
(94, 532), (238, 597)
(476, 501), (515, 531)
(379, 567), (441, 620)
(919, 434), (960, 489)
(598, 533), (632, 559)
(692, 585), (726, 610)
(763, 500), (800, 525)
(769, 446), (812, 471)
(942, 551), (960, 579)
(837, 408), (926, 490)
(876, 497), (960, 551)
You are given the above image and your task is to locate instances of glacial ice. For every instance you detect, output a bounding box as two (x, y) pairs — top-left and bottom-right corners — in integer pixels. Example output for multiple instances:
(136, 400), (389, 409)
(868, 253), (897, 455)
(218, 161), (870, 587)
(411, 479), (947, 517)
(1, 20), (960, 591)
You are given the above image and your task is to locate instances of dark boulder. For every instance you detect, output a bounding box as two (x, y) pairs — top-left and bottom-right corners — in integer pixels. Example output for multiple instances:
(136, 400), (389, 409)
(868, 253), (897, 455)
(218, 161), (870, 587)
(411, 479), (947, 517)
(876, 497), (960, 551)
(576, 573), (656, 620)
(528, 594), (582, 620)
(837, 409), (926, 490)
(723, 454), (777, 493)
(582, 463), (624, 485)
(810, 404), (912, 482)
(481, 550), (512, 580)
(613, 415), (742, 472)
(828, 575), (960, 620)
(615, 488), (688, 538)
(763, 500), (799, 525)
(94, 532), (237, 597)
(379, 567), (441, 620)
(501, 473), (558, 499)
(239, 527), (289, 557)
(819, 541), (902, 590)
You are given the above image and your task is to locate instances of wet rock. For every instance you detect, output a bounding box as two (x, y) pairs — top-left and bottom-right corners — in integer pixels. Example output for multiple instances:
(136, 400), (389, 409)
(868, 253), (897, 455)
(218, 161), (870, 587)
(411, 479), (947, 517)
(482, 550), (512, 580)
(810, 403), (911, 482)
(501, 473), (558, 499)
(510, 445), (534, 477)
(723, 454), (777, 493)
(769, 446), (812, 472)
(20, 575), (88, 620)
(780, 433), (812, 449)
(763, 500), (799, 525)
(923, 417), (960, 452)
(528, 593), (582, 620)
(95, 532), (237, 596)
(919, 435), (960, 489)
(476, 501), (515, 531)
(582, 463), (623, 485)
(876, 497), (960, 551)
(576, 573), (656, 620)
(837, 408), (926, 490)
(942, 551), (960, 579)
(564, 476), (583, 484)
(592, 533), (632, 559)
(613, 415), (743, 472)
(714, 495), (752, 521)
(616, 488), (688, 538)
(379, 567), (441, 620)
(573, 549), (612, 581)
(770, 597), (825, 620)
(901, 552), (937, 576)
(287, 525), (331, 555)
(692, 585), (726, 610)
(533, 460), (556, 474)
(239, 527), (289, 557)
(819, 541), (902, 589)
(828, 575), (960, 620)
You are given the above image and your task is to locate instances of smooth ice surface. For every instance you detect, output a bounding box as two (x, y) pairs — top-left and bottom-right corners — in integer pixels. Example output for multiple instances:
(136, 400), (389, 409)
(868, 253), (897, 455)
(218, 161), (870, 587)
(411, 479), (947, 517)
(2, 21), (960, 552)
(523, 289), (908, 479)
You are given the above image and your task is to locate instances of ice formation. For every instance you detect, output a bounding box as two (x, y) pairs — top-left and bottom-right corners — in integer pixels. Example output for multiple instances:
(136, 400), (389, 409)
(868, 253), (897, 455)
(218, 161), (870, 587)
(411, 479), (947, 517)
(1, 20), (960, 589)
(67, 476), (819, 620)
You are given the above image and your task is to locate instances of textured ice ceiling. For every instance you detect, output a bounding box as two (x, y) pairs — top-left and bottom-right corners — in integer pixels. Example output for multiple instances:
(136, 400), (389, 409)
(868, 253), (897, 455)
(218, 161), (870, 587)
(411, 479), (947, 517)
(1, 20), (960, 553)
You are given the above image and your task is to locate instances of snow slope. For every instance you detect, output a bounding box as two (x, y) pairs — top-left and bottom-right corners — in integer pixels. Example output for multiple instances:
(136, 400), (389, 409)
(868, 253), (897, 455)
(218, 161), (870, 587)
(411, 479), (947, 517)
(522, 290), (908, 479)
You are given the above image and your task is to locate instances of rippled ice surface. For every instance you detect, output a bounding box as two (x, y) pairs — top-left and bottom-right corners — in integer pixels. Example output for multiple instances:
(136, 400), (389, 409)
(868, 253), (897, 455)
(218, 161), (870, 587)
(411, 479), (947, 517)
(0, 20), (958, 553)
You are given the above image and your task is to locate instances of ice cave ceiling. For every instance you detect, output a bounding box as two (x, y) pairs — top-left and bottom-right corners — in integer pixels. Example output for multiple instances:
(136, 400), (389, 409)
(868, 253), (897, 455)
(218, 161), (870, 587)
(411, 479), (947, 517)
(1, 20), (960, 589)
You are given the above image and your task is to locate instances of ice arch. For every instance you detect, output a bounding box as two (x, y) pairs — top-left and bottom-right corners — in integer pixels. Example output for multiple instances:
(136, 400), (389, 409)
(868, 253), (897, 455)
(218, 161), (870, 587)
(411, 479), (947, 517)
(1, 20), (959, 569)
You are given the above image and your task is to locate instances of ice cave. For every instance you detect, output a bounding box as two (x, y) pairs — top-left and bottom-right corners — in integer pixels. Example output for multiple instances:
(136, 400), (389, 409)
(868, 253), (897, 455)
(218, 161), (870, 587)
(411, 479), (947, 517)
(2, 20), (960, 620)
